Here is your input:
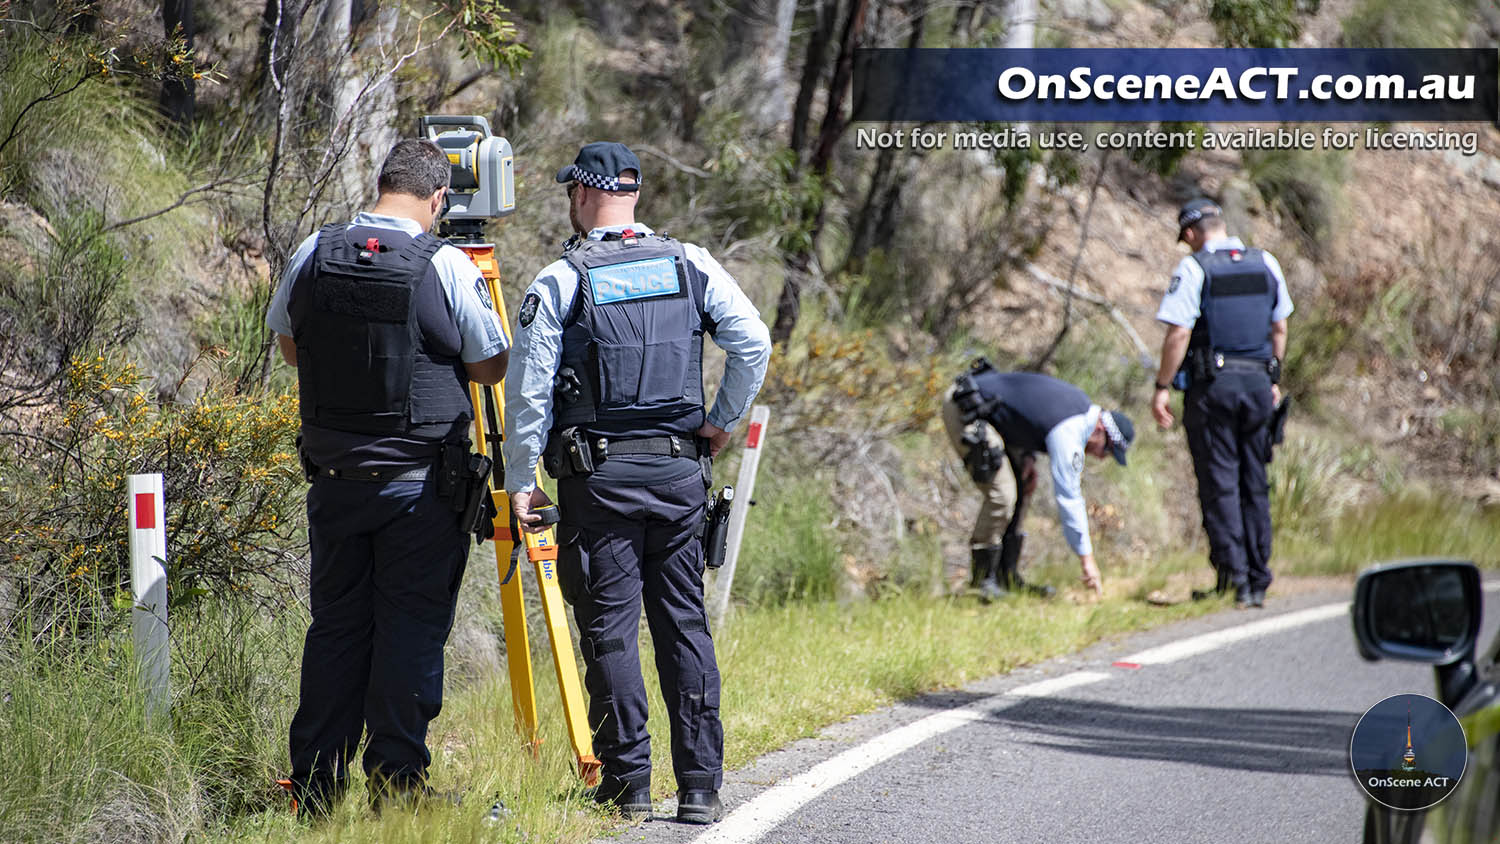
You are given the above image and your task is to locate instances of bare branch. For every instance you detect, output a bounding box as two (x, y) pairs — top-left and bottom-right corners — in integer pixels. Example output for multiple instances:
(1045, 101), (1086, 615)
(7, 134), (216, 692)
(101, 174), (251, 233)
(636, 144), (712, 179)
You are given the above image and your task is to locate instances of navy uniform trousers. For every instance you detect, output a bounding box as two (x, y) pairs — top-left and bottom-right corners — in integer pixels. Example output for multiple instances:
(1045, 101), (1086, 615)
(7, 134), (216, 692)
(1182, 364), (1275, 591)
(557, 461), (722, 796)
(288, 473), (469, 802)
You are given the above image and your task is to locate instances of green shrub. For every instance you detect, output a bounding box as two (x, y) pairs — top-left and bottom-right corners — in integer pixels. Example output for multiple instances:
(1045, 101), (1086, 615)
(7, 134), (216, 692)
(1342, 0), (1470, 47)
(1207, 0), (1320, 47)
(1245, 148), (1350, 252)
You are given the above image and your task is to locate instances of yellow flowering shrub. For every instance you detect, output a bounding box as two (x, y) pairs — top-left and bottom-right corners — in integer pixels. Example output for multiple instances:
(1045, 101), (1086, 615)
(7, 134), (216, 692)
(1, 354), (304, 637)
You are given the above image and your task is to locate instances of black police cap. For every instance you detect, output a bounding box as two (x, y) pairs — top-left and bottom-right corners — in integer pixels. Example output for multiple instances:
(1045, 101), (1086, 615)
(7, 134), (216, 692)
(1177, 198), (1222, 242)
(556, 142), (642, 192)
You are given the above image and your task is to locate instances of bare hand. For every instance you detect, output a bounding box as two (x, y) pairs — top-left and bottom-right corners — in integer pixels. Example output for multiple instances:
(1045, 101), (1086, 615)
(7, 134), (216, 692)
(1151, 388), (1174, 430)
(1080, 553), (1103, 597)
(1271, 384), (1282, 407)
(696, 422), (731, 457)
(512, 487), (554, 534)
(1021, 458), (1038, 495)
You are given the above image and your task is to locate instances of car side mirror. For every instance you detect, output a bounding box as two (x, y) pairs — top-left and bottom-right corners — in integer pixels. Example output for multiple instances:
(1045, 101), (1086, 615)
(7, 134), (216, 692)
(1352, 559), (1480, 666)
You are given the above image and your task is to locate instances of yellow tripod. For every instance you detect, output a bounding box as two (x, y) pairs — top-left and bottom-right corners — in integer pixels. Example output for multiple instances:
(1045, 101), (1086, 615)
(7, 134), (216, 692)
(459, 242), (601, 786)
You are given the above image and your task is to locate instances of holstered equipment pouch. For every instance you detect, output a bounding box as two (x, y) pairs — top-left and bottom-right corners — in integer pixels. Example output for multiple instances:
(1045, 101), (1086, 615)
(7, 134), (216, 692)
(542, 426), (596, 480)
(441, 443), (494, 542)
(952, 374), (989, 425)
(960, 428), (1003, 485)
(702, 486), (735, 569)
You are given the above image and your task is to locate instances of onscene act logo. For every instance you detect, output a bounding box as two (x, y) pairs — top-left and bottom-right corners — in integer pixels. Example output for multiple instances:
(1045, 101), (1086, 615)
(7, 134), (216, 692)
(1351, 693), (1467, 811)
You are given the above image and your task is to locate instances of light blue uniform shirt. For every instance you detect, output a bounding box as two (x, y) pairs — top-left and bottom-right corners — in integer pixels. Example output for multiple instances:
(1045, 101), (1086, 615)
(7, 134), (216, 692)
(504, 224), (772, 495)
(265, 211), (508, 362)
(1043, 405), (1101, 557)
(1156, 236), (1295, 328)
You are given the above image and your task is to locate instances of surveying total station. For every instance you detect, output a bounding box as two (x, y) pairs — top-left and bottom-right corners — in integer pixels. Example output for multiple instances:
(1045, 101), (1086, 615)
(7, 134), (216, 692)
(419, 114), (601, 786)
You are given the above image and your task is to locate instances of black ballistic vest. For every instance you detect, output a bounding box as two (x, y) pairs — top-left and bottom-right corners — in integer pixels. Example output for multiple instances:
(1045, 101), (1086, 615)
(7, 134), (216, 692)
(973, 371), (1092, 454)
(1189, 247), (1277, 361)
(552, 233), (710, 440)
(289, 223), (473, 440)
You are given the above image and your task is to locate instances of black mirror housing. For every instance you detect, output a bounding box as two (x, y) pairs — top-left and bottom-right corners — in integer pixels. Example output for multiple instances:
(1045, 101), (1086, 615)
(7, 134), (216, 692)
(1352, 559), (1481, 665)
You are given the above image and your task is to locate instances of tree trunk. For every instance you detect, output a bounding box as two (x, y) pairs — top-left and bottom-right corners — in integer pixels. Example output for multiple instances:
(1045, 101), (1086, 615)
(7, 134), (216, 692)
(810, 0), (870, 175)
(847, 0), (924, 267)
(790, 0), (839, 161)
(159, 0), (196, 128)
(774, 0), (872, 345)
(1003, 0), (1037, 49)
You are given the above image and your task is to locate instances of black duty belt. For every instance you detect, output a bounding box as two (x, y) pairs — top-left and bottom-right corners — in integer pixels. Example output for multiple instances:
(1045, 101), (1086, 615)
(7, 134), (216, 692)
(318, 464), (431, 482)
(1220, 357), (1272, 374)
(596, 435), (700, 460)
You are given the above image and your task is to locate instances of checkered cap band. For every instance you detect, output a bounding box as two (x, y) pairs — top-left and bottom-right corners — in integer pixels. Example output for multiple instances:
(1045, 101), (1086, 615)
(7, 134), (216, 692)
(1100, 410), (1125, 447)
(575, 169), (631, 191)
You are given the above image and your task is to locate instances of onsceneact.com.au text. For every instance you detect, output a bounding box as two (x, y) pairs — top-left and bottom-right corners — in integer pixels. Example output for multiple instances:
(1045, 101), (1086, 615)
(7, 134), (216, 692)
(996, 67), (1478, 103)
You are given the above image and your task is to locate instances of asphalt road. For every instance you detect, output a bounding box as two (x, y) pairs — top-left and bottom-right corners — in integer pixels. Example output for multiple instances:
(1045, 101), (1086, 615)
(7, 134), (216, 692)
(614, 586), (1500, 844)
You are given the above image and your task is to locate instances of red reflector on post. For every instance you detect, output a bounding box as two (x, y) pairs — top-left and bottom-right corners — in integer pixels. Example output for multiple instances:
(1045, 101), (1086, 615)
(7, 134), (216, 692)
(746, 422), (762, 449)
(135, 493), (156, 529)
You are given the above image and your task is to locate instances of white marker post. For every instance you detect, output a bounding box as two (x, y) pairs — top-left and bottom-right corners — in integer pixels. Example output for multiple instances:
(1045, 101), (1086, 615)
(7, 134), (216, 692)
(709, 405), (770, 628)
(128, 473), (169, 720)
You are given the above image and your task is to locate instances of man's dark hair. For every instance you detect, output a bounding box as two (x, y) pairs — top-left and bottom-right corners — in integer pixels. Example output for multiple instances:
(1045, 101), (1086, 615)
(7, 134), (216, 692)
(377, 139), (450, 198)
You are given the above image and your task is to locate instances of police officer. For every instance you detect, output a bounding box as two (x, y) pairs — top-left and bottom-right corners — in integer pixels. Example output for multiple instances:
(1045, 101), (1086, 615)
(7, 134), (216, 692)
(943, 364), (1135, 601)
(503, 142), (771, 824)
(266, 139), (508, 814)
(1151, 198), (1292, 609)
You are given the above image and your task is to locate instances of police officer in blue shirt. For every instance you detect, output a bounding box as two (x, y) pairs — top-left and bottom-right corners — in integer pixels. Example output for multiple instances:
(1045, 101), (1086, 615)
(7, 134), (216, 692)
(267, 139), (509, 814)
(503, 142), (771, 824)
(1151, 199), (1293, 609)
(947, 365), (1135, 600)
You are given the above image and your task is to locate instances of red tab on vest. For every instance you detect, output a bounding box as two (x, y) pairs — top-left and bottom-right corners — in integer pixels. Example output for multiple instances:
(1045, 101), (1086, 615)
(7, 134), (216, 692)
(366, 237), (380, 251)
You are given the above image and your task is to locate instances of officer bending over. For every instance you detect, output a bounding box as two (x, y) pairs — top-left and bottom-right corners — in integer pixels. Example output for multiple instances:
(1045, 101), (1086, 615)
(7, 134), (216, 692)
(942, 364), (1134, 600)
(267, 138), (508, 815)
(1152, 199), (1292, 608)
(503, 142), (771, 823)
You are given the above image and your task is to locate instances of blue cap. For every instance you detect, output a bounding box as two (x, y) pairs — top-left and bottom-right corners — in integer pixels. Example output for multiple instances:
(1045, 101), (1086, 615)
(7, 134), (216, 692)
(1177, 198), (1221, 241)
(1102, 410), (1135, 466)
(556, 142), (642, 192)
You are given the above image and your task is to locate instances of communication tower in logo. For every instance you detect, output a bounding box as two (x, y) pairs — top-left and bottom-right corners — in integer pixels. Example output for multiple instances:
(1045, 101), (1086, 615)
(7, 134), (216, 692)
(1351, 693), (1465, 811)
(1401, 705), (1416, 773)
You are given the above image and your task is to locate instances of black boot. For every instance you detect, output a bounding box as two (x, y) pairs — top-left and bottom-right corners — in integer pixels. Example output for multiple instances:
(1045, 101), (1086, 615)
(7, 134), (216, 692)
(970, 546), (1006, 603)
(1191, 567), (1231, 601)
(1000, 532), (1055, 598)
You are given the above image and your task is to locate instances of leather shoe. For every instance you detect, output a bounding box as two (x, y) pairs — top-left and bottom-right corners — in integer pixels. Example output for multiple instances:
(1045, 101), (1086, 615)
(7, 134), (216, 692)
(676, 790), (723, 824)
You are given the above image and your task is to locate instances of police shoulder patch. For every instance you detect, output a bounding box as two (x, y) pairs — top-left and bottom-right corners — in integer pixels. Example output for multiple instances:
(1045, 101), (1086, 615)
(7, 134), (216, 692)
(1072, 451), (1084, 473)
(474, 277), (495, 311)
(1168, 273), (1182, 295)
(519, 291), (541, 328)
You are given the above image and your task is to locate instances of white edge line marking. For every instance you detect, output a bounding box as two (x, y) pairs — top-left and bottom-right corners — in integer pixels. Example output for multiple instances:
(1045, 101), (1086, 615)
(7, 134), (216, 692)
(1120, 602), (1350, 666)
(693, 598), (1356, 844)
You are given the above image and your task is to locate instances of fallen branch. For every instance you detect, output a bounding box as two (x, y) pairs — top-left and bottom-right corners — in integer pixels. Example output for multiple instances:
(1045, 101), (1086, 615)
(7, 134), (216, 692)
(1022, 261), (1156, 370)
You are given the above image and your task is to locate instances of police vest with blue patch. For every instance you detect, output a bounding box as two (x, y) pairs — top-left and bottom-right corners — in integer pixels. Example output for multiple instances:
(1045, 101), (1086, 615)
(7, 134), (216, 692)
(553, 233), (710, 439)
(289, 223), (473, 440)
(1189, 247), (1277, 361)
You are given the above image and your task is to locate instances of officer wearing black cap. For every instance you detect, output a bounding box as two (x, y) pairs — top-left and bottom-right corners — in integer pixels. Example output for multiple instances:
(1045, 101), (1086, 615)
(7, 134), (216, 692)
(503, 141), (771, 823)
(1152, 198), (1293, 608)
(266, 139), (509, 814)
(943, 364), (1135, 600)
